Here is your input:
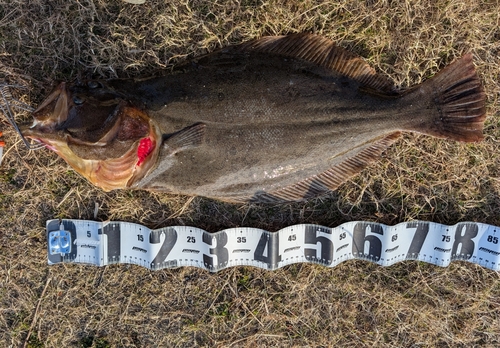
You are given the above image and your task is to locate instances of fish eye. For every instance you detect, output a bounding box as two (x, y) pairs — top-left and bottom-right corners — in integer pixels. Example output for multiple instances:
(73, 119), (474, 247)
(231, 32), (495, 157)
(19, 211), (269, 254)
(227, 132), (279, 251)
(87, 81), (102, 89)
(73, 95), (85, 105)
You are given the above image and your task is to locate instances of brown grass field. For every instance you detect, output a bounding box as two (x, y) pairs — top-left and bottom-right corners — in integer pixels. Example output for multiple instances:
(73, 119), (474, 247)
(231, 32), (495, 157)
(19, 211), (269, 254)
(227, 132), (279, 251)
(1, 0), (500, 347)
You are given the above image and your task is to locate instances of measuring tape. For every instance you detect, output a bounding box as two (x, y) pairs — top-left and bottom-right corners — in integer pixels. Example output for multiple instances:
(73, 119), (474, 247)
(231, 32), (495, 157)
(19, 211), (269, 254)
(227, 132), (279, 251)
(47, 219), (500, 272)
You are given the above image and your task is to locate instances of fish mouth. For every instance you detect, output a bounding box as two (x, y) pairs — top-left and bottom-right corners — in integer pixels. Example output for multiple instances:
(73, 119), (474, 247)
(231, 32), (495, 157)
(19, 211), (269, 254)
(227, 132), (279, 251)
(20, 122), (67, 149)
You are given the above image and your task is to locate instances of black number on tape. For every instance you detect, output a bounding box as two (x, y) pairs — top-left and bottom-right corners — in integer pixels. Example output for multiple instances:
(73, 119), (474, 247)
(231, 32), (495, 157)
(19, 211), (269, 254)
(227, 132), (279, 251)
(487, 235), (498, 244)
(442, 235), (451, 242)
(237, 237), (246, 243)
(406, 222), (429, 257)
(254, 232), (281, 269)
(352, 222), (383, 260)
(149, 228), (177, 268)
(187, 236), (196, 243)
(203, 232), (228, 269)
(304, 225), (333, 265)
(101, 223), (121, 260)
(452, 223), (478, 258)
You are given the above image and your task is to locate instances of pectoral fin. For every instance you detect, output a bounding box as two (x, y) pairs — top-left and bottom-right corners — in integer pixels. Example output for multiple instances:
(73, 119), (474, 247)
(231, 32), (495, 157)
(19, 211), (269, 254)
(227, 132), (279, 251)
(163, 122), (206, 153)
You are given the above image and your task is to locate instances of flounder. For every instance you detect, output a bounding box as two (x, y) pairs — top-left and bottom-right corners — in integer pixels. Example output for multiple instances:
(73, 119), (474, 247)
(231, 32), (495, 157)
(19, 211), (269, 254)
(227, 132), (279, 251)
(21, 34), (486, 203)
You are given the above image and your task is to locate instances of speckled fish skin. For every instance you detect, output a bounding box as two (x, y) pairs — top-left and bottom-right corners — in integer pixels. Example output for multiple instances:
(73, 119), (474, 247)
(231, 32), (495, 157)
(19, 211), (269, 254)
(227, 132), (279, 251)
(21, 34), (486, 202)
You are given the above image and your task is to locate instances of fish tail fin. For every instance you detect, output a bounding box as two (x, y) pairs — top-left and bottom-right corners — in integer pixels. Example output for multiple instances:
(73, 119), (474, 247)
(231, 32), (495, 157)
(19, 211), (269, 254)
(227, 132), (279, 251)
(408, 53), (486, 142)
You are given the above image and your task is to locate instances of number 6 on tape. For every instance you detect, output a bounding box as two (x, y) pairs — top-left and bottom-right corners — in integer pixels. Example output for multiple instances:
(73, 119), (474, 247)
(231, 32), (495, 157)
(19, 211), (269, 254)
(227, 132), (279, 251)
(46, 220), (500, 272)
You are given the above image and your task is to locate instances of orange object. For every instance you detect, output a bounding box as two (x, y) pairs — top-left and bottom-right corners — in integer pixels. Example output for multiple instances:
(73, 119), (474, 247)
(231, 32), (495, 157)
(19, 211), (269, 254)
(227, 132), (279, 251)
(0, 131), (4, 165)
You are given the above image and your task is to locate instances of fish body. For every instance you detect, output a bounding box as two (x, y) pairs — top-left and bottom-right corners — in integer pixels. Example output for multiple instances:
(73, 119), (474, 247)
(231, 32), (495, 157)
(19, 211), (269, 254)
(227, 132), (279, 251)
(22, 34), (486, 202)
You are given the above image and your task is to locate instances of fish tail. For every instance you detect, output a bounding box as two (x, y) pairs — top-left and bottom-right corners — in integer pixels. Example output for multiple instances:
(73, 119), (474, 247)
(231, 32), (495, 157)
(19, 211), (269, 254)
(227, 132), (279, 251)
(408, 53), (486, 142)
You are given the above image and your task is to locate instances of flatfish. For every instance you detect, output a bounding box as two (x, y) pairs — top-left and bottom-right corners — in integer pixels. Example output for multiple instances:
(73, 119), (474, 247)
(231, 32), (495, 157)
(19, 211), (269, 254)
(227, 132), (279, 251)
(21, 34), (486, 202)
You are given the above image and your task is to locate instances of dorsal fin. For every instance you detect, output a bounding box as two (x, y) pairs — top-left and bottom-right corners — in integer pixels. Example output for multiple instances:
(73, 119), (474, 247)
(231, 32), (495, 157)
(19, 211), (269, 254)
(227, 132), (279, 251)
(237, 33), (395, 93)
(247, 132), (401, 203)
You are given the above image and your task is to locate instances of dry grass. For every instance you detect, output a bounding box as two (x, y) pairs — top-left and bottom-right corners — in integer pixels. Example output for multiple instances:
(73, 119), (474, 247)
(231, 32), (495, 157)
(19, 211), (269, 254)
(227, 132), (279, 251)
(1, 0), (500, 347)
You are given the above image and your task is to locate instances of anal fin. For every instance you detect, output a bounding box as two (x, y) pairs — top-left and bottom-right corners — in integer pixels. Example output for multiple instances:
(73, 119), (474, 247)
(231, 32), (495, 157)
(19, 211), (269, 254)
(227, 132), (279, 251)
(250, 132), (402, 203)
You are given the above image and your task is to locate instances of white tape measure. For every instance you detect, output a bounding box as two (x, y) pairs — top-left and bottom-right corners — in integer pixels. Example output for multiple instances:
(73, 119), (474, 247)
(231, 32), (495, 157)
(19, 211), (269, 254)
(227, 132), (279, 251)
(47, 219), (500, 272)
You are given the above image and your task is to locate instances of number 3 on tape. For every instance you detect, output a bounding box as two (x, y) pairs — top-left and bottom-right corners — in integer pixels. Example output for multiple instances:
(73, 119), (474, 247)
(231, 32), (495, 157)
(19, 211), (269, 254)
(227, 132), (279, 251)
(46, 220), (500, 272)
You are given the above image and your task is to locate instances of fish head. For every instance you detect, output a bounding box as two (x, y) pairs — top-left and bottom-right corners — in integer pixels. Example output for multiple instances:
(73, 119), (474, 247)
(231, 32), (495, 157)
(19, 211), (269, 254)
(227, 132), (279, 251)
(21, 81), (162, 191)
